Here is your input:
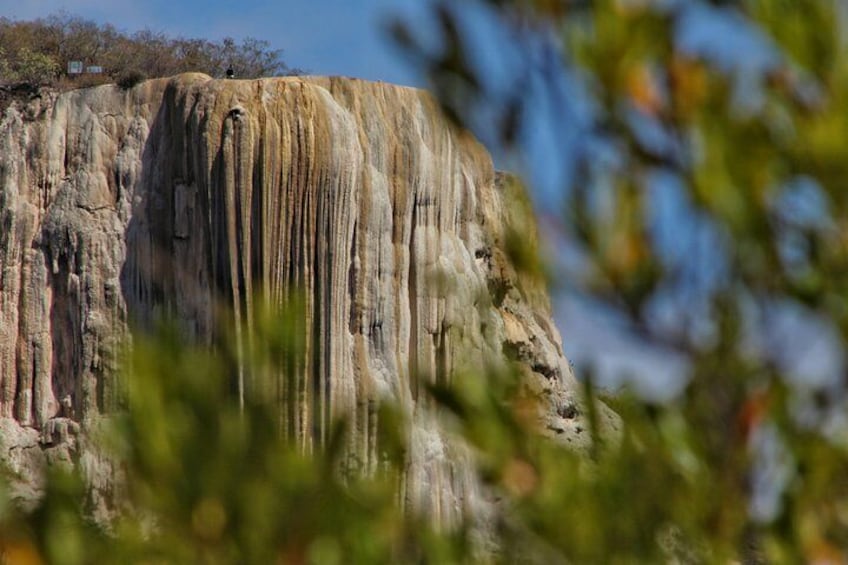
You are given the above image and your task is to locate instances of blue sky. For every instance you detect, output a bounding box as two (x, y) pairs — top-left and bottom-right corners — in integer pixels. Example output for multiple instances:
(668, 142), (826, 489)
(0, 0), (430, 86)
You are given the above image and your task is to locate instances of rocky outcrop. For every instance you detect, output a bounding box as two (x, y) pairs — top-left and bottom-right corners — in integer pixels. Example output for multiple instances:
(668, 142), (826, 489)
(0, 74), (616, 525)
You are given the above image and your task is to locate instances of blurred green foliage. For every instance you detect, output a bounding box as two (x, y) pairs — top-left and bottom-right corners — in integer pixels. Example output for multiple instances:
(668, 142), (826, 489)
(389, 0), (848, 562)
(0, 305), (472, 564)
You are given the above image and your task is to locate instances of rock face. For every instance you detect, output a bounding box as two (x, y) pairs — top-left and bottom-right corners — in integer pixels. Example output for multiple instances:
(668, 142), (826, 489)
(0, 74), (615, 525)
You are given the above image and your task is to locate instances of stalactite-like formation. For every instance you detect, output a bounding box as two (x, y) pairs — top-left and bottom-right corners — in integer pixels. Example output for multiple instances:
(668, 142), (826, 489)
(0, 74), (617, 526)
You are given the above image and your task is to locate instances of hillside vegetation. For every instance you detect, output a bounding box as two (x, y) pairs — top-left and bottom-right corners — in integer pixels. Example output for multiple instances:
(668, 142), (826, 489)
(0, 12), (297, 89)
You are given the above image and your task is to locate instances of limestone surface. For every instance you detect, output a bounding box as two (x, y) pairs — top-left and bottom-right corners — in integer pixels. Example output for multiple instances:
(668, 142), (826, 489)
(0, 74), (617, 523)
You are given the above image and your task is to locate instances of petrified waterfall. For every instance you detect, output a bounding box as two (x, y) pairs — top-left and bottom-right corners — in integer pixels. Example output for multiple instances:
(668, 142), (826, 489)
(0, 74), (615, 523)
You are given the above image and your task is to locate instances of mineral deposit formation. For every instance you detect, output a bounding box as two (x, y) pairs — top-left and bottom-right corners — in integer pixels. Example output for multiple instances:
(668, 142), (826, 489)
(0, 74), (616, 522)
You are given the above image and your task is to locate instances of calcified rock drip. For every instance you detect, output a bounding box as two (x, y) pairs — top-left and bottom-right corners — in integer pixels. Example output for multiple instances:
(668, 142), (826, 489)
(0, 74), (616, 525)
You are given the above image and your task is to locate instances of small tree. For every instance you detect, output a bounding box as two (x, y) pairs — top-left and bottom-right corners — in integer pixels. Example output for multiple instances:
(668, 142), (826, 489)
(11, 48), (59, 85)
(0, 48), (12, 83)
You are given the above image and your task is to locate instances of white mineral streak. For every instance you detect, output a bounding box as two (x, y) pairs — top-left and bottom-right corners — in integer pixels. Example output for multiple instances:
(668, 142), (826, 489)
(0, 74), (617, 525)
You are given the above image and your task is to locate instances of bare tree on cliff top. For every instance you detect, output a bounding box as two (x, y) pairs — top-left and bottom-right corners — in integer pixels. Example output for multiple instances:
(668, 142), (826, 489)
(0, 12), (296, 87)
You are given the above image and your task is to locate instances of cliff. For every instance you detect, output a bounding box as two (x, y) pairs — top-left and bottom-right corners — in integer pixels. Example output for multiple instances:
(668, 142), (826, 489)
(0, 74), (616, 524)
